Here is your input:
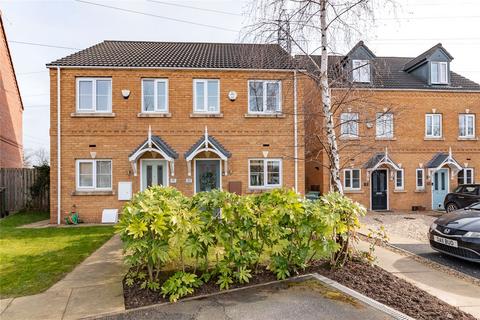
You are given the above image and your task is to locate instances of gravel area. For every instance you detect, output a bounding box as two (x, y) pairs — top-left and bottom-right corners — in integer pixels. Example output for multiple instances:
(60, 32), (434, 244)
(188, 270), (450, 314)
(361, 212), (440, 242)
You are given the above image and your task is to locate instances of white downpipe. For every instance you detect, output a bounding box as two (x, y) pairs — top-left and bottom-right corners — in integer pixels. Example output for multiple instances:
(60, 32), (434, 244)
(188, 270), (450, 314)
(293, 70), (298, 193)
(57, 67), (61, 225)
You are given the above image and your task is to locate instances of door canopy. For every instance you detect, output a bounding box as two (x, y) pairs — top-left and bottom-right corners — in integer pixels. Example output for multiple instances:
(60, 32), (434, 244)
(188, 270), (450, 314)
(128, 126), (178, 176)
(426, 147), (463, 177)
(364, 148), (402, 172)
(184, 126), (231, 176)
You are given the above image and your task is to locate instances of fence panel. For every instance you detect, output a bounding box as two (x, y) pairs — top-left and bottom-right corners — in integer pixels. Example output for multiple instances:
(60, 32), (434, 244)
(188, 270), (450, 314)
(0, 168), (49, 214)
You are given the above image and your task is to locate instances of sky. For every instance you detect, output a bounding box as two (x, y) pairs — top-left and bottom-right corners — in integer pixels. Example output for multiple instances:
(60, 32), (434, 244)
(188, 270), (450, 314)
(1, 0), (479, 155)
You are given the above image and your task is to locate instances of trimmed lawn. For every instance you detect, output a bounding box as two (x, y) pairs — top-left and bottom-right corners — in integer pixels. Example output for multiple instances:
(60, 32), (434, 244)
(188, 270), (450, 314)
(0, 212), (115, 298)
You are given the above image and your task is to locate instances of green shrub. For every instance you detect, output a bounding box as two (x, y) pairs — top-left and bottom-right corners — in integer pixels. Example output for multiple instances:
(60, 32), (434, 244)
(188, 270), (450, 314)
(117, 186), (365, 302)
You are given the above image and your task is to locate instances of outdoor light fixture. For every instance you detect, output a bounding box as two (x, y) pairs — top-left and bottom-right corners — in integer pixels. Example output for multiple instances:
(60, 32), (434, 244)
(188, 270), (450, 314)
(228, 91), (237, 101)
(121, 89), (131, 99)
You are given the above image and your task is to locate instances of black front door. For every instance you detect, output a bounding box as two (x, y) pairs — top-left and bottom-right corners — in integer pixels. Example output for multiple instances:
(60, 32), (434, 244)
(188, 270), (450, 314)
(371, 170), (388, 210)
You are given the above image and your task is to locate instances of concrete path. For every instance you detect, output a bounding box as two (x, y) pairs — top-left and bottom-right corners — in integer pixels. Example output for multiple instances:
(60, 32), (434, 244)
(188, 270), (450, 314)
(356, 240), (480, 319)
(0, 235), (127, 320)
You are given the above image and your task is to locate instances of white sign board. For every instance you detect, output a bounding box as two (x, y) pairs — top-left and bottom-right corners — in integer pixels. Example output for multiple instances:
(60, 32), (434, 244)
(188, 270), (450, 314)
(118, 182), (132, 200)
(102, 209), (118, 224)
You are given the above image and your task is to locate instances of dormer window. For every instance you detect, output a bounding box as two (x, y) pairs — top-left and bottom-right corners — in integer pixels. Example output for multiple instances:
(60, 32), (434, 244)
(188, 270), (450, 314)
(352, 60), (370, 83)
(431, 62), (448, 84)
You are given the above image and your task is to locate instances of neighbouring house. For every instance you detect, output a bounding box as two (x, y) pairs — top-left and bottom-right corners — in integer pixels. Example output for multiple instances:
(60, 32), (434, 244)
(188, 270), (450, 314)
(304, 41), (480, 212)
(0, 11), (23, 168)
(47, 41), (304, 223)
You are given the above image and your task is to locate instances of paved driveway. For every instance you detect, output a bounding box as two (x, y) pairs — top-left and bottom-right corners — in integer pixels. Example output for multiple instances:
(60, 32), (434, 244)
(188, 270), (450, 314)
(98, 275), (409, 320)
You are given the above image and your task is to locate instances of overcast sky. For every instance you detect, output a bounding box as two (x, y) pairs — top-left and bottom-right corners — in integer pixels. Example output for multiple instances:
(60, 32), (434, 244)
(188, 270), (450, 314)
(1, 0), (479, 154)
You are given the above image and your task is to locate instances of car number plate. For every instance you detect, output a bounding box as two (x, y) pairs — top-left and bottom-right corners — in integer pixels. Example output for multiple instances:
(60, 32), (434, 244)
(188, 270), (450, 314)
(433, 235), (458, 248)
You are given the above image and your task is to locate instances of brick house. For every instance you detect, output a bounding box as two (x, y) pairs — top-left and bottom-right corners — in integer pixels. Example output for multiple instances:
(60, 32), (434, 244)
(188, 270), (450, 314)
(0, 12), (23, 168)
(47, 41), (304, 223)
(304, 42), (480, 212)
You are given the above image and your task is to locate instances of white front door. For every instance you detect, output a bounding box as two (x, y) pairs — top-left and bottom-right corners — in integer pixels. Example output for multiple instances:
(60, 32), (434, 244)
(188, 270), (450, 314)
(141, 159), (168, 191)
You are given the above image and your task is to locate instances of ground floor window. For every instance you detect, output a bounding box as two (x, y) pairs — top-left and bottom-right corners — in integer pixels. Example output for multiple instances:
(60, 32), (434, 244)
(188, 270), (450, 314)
(458, 168), (474, 185)
(249, 159), (282, 188)
(395, 169), (404, 190)
(344, 169), (361, 190)
(416, 168), (425, 190)
(76, 159), (112, 190)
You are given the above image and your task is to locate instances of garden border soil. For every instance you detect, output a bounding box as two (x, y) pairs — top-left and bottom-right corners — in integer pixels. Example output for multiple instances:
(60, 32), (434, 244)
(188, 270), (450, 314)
(123, 260), (476, 320)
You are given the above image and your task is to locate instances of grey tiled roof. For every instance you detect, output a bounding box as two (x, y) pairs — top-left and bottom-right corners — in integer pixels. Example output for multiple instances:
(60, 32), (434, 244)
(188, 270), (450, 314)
(47, 41), (296, 70)
(363, 153), (385, 169)
(130, 135), (178, 159)
(426, 153), (449, 168)
(184, 135), (231, 159)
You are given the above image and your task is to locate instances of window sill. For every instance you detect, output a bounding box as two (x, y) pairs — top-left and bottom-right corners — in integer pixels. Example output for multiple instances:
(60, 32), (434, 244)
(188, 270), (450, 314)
(72, 190), (115, 196)
(424, 137), (444, 141)
(190, 113), (223, 118)
(244, 113), (285, 118)
(137, 112), (171, 118)
(414, 189), (426, 193)
(393, 189), (407, 193)
(71, 112), (115, 118)
(340, 136), (360, 141)
(457, 137), (478, 141)
(344, 189), (363, 194)
(375, 137), (396, 141)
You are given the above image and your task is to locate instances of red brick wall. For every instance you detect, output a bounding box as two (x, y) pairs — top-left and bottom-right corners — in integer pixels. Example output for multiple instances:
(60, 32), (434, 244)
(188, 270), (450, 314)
(49, 68), (305, 223)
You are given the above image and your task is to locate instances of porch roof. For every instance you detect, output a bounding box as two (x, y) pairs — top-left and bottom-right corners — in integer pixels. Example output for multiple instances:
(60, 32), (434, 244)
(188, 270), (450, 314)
(129, 135), (178, 160)
(363, 152), (401, 171)
(184, 135), (231, 160)
(426, 152), (462, 170)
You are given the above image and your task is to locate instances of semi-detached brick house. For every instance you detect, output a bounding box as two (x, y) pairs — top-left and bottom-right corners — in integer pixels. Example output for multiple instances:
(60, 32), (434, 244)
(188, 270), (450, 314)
(304, 42), (480, 212)
(47, 41), (305, 223)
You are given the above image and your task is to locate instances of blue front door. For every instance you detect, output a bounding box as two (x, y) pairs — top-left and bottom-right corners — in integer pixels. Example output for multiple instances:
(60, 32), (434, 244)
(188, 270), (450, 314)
(195, 159), (221, 193)
(432, 168), (449, 210)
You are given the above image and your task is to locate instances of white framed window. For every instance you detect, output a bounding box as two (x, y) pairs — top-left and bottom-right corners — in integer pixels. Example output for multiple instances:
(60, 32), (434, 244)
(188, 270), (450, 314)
(248, 80), (282, 114)
(395, 169), (404, 190)
(352, 60), (371, 83)
(193, 79), (220, 113)
(76, 159), (112, 190)
(458, 168), (474, 185)
(431, 62), (448, 84)
(376, 112), (394, 138)
(340, 113), (359, 137)
(425, 114), (442, 138)
(249, 159), (282, 188)
(416, 168), (425, 190)
(344, 169), (361, 190)
(142, 79), (168, 113)
(76, 78), (112, 112)
(459, 114), (475, 138)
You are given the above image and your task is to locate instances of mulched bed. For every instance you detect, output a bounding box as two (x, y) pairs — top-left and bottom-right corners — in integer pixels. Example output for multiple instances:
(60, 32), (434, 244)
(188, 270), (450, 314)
(123, 260), (476, 320)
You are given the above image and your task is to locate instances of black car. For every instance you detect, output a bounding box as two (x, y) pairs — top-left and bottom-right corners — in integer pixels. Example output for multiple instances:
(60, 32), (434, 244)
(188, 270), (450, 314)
(429, 202), (480, 263)
(443, 184), (480, 213)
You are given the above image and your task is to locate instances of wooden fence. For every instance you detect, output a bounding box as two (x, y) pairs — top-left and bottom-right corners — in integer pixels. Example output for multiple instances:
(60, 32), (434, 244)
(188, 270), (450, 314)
(0, 168), (49, 214)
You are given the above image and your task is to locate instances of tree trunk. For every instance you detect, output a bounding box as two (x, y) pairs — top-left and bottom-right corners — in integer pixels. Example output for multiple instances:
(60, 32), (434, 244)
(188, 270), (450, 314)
(320, 0), (343, 194)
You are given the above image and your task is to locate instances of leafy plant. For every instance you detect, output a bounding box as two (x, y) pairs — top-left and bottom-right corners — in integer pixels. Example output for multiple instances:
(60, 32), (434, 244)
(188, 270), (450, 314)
(161, 272), (200, 302)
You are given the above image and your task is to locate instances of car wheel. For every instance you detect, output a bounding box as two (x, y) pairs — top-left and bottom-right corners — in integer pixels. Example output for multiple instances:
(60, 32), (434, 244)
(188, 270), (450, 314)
(446, 203), (458, 213)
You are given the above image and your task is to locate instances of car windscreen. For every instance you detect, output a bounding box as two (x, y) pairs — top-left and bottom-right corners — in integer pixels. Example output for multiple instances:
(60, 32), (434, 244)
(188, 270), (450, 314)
(469, 202), (480, 210)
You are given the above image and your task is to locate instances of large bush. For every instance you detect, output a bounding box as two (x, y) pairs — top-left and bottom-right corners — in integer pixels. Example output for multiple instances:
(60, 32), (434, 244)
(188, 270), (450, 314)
(116, 186), (365, 301)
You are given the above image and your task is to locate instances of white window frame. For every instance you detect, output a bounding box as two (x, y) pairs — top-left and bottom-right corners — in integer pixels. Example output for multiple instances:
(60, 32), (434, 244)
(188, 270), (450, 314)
(431, 61), (448, 84)
(248, 158), (282, 189)
(376, 112), (394, 138)
(75, 159), (112, 191)
(247, 80), (282, 114)
(141, 79), (169, 113)
(340, 112), (359, 138)
(425, 114), (442, 138)
(352, 60), (371, 83)
(459, 114), (475, 138)
(193, 79), (220, 114)
(343, 168), (361, 191)
(416, 168), (425, 190)
(395, 169), (404, 190)
(458, 168), (474, 185)
(76, 78), (112, 112)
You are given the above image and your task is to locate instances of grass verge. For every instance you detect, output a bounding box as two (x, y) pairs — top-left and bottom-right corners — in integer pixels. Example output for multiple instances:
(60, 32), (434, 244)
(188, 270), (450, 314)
(0, 212), (115, 298)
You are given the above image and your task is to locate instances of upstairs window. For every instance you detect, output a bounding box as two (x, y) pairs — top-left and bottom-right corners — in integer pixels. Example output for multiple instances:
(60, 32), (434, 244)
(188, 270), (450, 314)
(142, 79), (168, 113)
(431, 62), (448, 84)
(376, 112), (394, 138)
(76, 78), (112, 112)
(76, 159), (112, 190)
(425, 114), (442, 138)
(194, 79), (220, 113)
(249, 159), (282, 188)
(458, 168), (474, 185)
(248, 80), (282, 114)
(459, 114), (475, 138)
(340, 112), (359, 138)
(352, 60), (370, 83)
(344, 169), (361, 190)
